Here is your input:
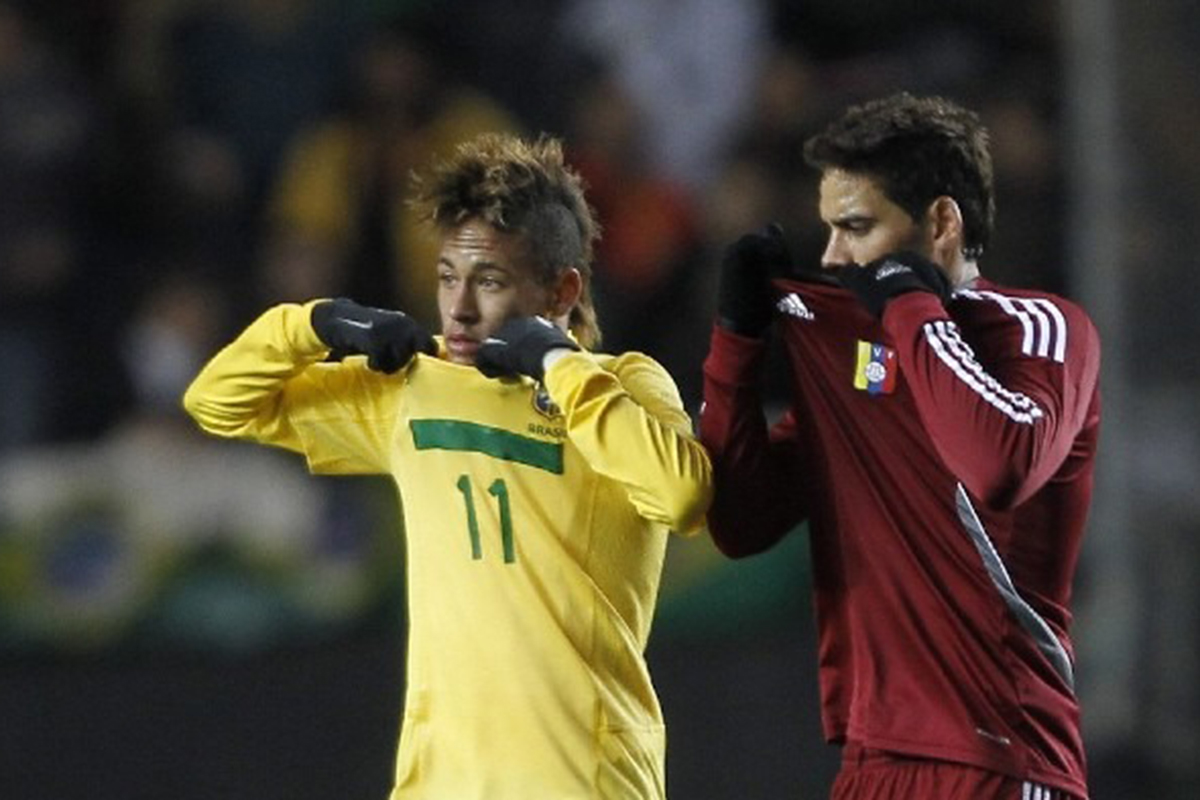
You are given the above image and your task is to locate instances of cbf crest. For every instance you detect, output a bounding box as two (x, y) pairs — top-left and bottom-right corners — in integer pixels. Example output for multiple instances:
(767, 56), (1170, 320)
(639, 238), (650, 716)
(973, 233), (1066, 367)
(532, 384), (563, 419)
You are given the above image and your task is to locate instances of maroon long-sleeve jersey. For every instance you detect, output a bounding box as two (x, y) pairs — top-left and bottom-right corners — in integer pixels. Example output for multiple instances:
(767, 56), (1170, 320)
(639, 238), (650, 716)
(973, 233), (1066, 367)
(700, 275), (1100, 798)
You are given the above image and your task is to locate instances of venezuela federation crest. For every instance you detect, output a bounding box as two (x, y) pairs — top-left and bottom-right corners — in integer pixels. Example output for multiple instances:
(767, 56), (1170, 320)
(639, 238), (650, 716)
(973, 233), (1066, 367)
(853, 340), (898, 395)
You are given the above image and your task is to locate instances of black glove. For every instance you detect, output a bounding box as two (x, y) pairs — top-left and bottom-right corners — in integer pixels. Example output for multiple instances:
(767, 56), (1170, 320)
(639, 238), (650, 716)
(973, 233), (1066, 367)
(476, 316), (579, 381)
(310, 298), (436, 374)
(716, 222), (792, 337)
(834, 251), (952, 318)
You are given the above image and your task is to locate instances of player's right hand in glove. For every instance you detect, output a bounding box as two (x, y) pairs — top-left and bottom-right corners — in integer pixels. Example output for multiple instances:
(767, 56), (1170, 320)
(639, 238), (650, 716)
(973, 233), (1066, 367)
(716, 222), (792, 337)
(476, 315), (580, 381)
(834, 251), (952, 318)
(311, 298), (437, 374)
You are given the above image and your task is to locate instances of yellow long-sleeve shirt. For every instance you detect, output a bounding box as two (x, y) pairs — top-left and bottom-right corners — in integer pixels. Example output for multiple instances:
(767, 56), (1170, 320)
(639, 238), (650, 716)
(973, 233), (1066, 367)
(182, 302), (712, 799)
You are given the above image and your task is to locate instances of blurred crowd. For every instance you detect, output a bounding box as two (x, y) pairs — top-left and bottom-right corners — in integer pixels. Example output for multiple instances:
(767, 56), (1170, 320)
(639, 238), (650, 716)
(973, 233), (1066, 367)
(0, 0), (1067, 641)
(0, 0), (1067, 453)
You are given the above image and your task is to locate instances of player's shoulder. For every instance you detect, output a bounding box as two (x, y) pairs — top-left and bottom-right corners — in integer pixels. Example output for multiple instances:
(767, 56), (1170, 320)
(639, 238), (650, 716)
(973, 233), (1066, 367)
(954, 279), (1096, 328)
(952, 278), (1099, 361)
(591, 350), (687, 409)
(593, 349), (668, 376)
(550, 348), (677, 394)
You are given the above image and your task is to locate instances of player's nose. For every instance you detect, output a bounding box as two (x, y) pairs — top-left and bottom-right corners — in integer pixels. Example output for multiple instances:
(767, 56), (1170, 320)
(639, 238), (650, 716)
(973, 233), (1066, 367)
(449, 286), (479, 321)
(820, 233), (851, 269)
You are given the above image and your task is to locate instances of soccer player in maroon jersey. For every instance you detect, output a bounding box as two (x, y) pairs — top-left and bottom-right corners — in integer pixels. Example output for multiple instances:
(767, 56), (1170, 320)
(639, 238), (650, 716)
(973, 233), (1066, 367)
(700, 92), (1099, 799)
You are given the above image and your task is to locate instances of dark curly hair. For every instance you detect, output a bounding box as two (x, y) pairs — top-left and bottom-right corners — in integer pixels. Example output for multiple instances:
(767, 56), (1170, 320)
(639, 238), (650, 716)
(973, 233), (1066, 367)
(803, 92), (994, 259)
(410, 133), (603, 347)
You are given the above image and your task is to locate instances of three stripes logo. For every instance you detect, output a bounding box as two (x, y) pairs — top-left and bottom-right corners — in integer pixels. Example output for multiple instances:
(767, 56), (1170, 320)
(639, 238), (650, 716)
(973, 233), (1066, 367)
(921, 289), (1070, 425)
(777, 293), (814, 321)
(923, 319), (1045, 424)
(955, 289), (1068, 363)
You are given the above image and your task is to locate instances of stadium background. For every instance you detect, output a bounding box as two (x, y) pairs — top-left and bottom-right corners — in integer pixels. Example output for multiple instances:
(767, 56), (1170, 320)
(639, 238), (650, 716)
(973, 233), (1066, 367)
(0, 1), (1196, 797)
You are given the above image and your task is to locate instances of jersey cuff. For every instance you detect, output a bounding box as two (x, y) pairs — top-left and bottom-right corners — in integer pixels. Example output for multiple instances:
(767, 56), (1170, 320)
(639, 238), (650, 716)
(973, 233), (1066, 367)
(293, 299), (336, 356)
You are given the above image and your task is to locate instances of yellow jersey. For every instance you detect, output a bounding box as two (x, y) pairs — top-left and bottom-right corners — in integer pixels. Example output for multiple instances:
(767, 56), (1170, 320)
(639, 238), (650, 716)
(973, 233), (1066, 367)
(182, 302), (712, 799)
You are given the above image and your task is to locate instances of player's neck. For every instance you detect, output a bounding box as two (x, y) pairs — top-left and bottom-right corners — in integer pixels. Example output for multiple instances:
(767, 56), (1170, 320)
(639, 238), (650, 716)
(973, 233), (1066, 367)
(949, 258), (980, 289)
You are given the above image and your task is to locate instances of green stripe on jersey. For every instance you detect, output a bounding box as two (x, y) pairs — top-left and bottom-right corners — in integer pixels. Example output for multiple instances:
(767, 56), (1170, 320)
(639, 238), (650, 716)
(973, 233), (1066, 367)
(411, 419), (564, 474)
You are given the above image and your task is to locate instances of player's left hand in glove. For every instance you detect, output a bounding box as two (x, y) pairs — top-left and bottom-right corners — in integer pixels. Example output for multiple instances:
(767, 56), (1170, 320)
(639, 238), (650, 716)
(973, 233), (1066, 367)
(476, 316), (579, 381)
(834, 251), (952, 318)
(311, 298), (437, 373)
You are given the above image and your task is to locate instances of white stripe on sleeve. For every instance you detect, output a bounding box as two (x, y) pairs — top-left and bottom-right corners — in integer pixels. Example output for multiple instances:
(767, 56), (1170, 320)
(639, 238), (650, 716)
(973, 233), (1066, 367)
(923, 320), (1045, 424)
(956, 289), (1068, 363)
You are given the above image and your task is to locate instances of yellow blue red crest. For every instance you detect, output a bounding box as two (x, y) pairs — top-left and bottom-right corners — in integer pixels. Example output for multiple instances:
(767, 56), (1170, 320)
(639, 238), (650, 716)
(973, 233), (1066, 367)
(854, 340), (898, 395)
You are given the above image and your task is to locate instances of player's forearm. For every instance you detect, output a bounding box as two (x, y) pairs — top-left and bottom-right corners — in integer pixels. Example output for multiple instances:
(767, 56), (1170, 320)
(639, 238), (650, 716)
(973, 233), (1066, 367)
(182, 301), (329, 441)
(706, 451), (799, 557)
(545, 352), (713, 534)
(700, 326), (805, 556)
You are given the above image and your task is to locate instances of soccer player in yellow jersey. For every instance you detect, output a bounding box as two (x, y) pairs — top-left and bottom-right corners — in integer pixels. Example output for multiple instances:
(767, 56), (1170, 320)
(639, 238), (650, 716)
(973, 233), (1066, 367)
(182, 133), (712, 799)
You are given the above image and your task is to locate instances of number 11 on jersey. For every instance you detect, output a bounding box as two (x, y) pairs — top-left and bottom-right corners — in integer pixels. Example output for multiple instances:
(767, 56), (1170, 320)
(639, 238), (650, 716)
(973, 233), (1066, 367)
(455, 474), (516, 563)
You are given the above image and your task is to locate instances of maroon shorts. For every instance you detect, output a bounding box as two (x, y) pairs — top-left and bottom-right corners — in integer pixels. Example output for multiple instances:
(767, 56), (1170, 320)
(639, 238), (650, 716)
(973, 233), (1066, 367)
(831, 743), (1080, 800)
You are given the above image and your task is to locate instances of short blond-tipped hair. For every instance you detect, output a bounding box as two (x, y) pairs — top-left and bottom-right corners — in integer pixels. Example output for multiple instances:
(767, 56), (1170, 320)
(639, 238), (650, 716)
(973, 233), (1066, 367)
(410, 133), (603, 348)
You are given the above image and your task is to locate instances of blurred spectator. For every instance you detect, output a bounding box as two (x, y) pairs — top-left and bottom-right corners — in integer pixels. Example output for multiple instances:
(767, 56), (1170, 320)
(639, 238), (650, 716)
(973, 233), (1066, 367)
(684, 45), (831, 406)
(561, 0), (769, 191)
(430, 0), (577, 134)
(0, 270), (398, 654)
(117, 125), (256, 297)
(86, 0), (371, 335)
(162, 0), (367, 208)
(0, 2), (97, 450)
(564, 68), (705, 402)
(120, 271), (230, 419)
(717, 45), (830, 264)
(262, 14), (519, 329)
(977, 77), (1066, 293)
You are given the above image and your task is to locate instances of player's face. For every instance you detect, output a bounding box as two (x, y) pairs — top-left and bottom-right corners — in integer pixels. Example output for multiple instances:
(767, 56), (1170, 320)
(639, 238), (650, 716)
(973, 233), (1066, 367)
(436, 219), (557, 366)
(817, 168), (933, 268)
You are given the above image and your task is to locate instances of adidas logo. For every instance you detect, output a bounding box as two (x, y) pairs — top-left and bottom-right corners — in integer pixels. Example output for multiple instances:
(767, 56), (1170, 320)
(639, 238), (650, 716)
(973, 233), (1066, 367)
(875, 260), (913, 280)
(777, 293), (814, 321)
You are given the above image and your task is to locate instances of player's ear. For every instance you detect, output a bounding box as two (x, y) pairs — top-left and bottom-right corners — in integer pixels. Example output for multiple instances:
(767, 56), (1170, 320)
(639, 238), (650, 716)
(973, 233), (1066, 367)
(548, 267), (582, 318)
(928, 196), (964, 249)
(926, 196), (965, 265)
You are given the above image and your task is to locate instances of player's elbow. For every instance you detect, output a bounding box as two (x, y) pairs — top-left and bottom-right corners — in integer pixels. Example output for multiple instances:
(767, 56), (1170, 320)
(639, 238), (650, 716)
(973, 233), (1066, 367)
(707, 516), (785, 559)
(702, 477), (797, 557)
(181, 384), (241, 438)
(653, 446), (714, 535)
(950, 424), (1068, 510)
(181, 383), (208, 428)
(710, 530), (755, 558)
(710, 532), (769, 559)
(960, 464), (1037, 511)
(662, 475), (714, 537)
